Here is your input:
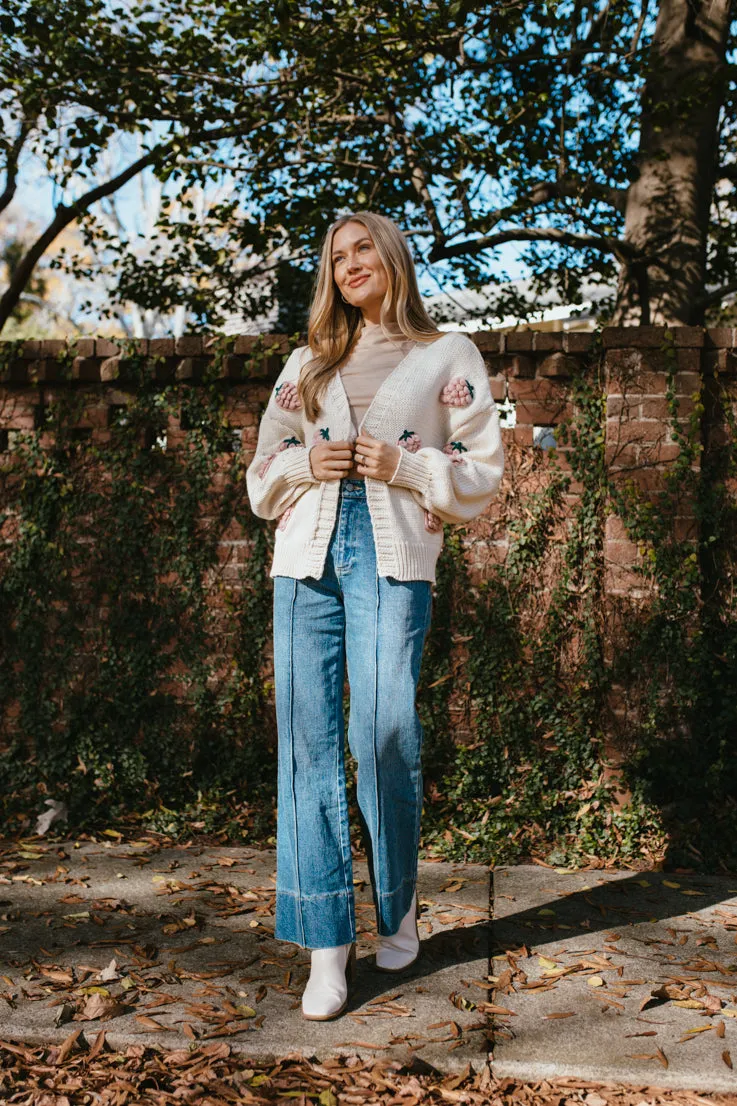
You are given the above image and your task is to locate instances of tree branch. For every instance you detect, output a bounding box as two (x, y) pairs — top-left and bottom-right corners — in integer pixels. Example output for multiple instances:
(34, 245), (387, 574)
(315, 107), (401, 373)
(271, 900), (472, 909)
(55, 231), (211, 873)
(0, 123), (252, 333)
(429, 225), (635, 263)
(695, 279), (737, 312)
(0, 121), (32, 217)
(385, 101), (446, 249)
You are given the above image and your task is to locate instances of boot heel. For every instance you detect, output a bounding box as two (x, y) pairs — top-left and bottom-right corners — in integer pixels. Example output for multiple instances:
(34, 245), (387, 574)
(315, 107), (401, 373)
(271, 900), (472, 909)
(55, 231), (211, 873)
(346, 940), (357, 984)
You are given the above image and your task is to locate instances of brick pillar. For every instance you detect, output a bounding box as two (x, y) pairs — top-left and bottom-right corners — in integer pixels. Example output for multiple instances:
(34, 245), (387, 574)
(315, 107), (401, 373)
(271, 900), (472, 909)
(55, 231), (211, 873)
(602, 327), (703, 775)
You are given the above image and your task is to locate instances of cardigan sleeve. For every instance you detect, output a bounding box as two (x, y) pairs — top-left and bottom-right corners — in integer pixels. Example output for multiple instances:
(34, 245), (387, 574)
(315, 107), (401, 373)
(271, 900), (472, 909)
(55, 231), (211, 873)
(245, 349), (319, 520)
(387, 340), (504, 524)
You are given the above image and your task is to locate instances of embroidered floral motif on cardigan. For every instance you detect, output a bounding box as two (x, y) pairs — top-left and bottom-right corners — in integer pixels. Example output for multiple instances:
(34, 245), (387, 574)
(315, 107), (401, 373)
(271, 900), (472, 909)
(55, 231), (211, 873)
(274, 381), (301, 410)
(443, 440), (469, 463)
(398, 429), (422, 452)
(257, 435), (302, 478)
(440, 377), (475, 406)
(312, 427), (331, 444)
(277, 503), (296, 531)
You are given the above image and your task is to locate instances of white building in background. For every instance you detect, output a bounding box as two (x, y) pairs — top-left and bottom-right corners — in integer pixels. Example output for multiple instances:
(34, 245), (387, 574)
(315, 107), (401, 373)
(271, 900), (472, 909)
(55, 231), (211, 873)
(424, 277), (614, 334)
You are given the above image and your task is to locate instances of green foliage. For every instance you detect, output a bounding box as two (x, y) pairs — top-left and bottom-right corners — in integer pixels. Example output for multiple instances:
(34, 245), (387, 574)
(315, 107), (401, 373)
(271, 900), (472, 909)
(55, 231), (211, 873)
(418, 334), (737, 870)
(3, 2), (737, 332)
(1, 336), (736, 872)
(0, 338), (282, 839)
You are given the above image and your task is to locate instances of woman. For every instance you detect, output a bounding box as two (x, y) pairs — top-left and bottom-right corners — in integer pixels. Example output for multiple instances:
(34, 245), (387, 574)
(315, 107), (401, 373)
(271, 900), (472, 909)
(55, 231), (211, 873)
(246, 211), (504, 1021)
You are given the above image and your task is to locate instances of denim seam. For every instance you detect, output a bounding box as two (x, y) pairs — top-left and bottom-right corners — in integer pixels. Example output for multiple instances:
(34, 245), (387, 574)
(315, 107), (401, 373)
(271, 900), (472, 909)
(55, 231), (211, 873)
(375, 874), (417, 898)
(277, 888), (354, 900)
(286, 578), (305, 948)
(334, 643), (355, 940)
(371, 568), (381, 912)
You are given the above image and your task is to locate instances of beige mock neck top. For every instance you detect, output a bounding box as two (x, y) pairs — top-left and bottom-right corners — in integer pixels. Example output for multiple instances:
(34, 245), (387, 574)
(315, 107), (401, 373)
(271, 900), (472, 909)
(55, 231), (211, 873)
(340, 319), (418, 438)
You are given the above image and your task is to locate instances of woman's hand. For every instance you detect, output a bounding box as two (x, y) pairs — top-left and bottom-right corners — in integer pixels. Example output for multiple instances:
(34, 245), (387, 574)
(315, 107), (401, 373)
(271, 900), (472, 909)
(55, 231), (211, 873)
(309, 439), (354, 481)
(354, 432), (401, 482)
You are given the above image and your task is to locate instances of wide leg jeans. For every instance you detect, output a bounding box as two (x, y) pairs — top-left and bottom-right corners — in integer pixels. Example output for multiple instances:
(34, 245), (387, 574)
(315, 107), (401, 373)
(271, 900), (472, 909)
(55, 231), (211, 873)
(272, 478), (432, 949)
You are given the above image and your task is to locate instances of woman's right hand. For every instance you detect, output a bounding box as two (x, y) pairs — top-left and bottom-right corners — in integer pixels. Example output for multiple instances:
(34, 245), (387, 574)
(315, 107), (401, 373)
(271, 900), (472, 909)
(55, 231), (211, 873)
(308, 439), (354, 481)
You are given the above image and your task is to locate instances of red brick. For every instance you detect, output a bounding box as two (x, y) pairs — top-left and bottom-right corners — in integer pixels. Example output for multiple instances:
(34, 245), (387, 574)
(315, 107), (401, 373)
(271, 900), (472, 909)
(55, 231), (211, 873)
(508, 354), (535, 378)
(640, 397), (673, 420)
(605, 443), (641, 467)
(603, 326), (668, 349)
(508, 378), (565, 403)
(606, 395), (632, 417)
(604, 564), (650, 597)
(506, 330), (534, 351)
(539, 352), (578, 377)
(27, 359), (61, 383)
(532, 331), (564, 352)
(470, 331), (502, 353)
(668, 327), (705, 348)
(233, 336), (260, 355)
(647, 442), (683, 463)
(149, 338), (175, 357)
(673, 371), (701, 395)
(489, 378), (506, 401)
(674, 349), (700, 373)
(609, 370), (669, 395)
(96, 339), (121, 357)
(512, 425), (533, 446)
(100, 356), (121, 382)
(705, 327), (735, 348)
(516, 401), (571, 425)
(607, 418), (664, 445)
(175, 335), (204, 356)
(564, 331), (595, 353)
(605, 515), (630, 541)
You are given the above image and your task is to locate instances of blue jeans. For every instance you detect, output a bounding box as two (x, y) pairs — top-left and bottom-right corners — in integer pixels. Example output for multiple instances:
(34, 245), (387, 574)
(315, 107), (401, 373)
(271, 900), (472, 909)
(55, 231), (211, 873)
(272, 479), (433, 949)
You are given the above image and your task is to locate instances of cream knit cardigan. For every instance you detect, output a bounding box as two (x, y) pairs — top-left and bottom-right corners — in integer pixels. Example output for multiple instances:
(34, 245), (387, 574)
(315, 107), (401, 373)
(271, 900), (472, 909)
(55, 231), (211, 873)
(245, 331), (504, 582)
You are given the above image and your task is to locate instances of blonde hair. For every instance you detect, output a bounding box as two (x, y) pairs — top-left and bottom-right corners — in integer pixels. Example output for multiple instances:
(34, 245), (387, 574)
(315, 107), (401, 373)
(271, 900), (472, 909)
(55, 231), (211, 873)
(298, 211), (442, 421)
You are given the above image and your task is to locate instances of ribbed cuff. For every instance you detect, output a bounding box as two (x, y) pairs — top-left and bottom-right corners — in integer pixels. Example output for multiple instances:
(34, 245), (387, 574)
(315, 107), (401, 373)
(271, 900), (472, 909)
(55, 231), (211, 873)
(388, 448), (432, 495)
(280, 446), (318, 486)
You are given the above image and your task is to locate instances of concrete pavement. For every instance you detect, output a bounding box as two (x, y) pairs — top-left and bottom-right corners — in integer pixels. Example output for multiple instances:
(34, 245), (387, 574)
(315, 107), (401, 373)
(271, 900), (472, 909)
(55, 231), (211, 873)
(3, 841), (737, 1091)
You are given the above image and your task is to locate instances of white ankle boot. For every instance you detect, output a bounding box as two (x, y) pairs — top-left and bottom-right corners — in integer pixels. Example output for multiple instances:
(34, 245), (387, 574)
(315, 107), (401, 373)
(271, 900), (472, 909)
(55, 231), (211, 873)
(301, 941), (356, 1020)
(375, 888), (421, 972)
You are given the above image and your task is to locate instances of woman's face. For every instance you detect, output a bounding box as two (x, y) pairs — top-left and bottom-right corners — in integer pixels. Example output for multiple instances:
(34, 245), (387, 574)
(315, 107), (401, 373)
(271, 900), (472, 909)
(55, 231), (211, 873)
(331, 221), (389, 320)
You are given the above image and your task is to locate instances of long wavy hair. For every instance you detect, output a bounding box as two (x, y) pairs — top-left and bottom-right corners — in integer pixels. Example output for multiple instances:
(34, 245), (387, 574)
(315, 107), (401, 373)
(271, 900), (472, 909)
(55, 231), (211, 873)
(298, 211), (442, 421)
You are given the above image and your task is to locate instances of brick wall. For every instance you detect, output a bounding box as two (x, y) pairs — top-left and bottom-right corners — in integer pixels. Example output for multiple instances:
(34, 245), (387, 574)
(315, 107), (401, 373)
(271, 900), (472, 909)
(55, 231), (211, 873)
(2, 327), (732, 599)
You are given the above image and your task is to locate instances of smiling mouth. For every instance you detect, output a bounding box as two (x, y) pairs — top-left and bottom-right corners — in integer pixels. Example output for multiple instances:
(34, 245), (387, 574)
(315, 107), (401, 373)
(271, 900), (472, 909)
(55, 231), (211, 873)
(348, 275), (369, 287)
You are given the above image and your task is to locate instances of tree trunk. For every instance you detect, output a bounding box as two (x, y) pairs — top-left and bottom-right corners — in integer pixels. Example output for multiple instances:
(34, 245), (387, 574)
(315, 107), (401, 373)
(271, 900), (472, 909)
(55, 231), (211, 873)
(613, 0), (732, 325)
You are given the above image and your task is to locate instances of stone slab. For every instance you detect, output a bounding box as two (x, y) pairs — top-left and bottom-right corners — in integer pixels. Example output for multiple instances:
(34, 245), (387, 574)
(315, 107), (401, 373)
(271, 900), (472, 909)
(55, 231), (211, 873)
(491, 865), (737, 1093)
(0, 842), (491, 1074)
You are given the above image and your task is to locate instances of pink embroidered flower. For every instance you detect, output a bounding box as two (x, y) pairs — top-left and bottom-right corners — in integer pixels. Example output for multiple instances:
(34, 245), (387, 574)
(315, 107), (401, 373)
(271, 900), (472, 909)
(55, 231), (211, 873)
(398, 429), (422, 452)
(312, 427), (330, 444)
(274, 381), (301, 410)
(424, 510), (442, 533)
(440, 377), (475, 407)
(443, 440), (469, 464)
(277, 503), (295, 531)
(258, 436), (301, 478)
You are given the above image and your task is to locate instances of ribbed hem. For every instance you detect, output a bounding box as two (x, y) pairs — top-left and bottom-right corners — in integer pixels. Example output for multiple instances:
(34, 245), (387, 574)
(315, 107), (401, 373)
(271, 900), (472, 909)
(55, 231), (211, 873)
(270, 537), (441, 583)
(270, 541), (330, 579)
(388, 448), (432, 495)
(382, 540), (442, 582)
(280, 447), (319, 486)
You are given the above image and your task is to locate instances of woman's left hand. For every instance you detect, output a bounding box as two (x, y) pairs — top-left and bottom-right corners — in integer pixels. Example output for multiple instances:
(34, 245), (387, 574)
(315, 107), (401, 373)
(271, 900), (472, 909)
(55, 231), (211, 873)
(354, 431), (401, 482)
